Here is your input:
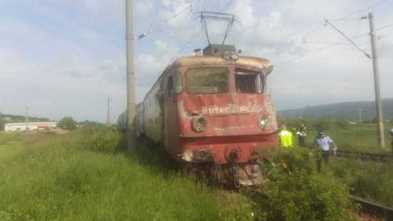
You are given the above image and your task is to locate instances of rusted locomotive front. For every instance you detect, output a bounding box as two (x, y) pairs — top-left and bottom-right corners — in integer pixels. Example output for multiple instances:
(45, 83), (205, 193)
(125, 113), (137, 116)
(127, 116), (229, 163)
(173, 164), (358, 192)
(139, 44), (278, 186)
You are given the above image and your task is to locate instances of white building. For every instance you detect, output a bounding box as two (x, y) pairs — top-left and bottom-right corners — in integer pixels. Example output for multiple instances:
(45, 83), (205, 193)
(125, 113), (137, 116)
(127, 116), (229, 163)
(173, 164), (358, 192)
(4, 122), (57, 132)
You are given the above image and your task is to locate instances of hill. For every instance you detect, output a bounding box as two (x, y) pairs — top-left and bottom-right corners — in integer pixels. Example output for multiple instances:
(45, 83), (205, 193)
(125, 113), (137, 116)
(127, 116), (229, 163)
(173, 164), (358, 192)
(280, 98), (393, 121)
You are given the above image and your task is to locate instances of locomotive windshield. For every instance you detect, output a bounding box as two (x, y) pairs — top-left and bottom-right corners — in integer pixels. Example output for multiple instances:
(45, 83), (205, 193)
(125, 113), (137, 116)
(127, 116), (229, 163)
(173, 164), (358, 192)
(186, 67), (229, 94)
(235, 70), (264, 94)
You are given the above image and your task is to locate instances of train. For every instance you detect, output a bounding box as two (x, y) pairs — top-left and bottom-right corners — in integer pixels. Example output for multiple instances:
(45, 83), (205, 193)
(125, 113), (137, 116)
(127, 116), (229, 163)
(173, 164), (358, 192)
(134, 44), (278, 186)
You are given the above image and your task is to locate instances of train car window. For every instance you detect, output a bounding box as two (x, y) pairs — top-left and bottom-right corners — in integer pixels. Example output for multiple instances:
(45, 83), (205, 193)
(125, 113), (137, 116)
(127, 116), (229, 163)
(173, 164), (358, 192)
(186, 67), (228, 94)
(235, 70), (263, 94)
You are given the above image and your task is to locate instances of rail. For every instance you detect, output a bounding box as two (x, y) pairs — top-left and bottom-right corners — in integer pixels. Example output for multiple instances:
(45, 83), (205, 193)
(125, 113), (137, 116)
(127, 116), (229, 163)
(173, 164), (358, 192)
(350, 195), (393, 221)
(336, 150), (393, 162)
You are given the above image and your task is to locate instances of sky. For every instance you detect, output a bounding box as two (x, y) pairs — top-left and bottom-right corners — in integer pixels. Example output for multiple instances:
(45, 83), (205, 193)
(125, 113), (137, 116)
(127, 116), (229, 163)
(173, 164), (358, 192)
(0, 0), (392, 122)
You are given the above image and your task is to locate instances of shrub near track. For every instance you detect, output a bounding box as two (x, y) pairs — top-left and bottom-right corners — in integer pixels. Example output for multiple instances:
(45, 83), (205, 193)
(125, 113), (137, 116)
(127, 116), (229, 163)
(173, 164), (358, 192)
(0, 127), (253, 221)
(248, 149), (355, 221)
(329, 158), (393, 207)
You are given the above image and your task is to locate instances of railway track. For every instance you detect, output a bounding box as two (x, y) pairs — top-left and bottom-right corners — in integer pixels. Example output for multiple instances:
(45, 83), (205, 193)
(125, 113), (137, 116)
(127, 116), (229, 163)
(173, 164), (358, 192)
(350, 195), (393, 221)
(336, 150), (393, 162)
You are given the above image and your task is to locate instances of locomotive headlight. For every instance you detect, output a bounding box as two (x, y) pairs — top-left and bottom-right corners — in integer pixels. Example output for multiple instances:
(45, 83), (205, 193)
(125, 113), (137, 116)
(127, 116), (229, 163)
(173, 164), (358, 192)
(191, 117), (207, 133)
(181, 150), (194, 162)
(258, 116), (270, 129)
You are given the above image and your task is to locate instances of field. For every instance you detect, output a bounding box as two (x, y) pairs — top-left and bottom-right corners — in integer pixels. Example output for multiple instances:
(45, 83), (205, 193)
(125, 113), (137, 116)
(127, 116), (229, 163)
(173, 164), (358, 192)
(0, 130), (253, 221)
(0, 128), (356, 221)
(285, 119), (393, 153)
(286, 119), (393, 207)
(328, 158), (393, 207)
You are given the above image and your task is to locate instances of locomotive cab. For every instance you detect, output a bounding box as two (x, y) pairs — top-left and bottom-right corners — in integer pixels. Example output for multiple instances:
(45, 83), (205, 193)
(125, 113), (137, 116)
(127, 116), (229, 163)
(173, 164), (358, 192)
(139, 44), (278, 186)
(168, 45), (277, 185)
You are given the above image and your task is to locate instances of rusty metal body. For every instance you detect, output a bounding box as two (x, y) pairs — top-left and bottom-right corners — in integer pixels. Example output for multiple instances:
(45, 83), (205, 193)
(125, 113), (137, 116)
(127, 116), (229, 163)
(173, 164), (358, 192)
(137, 48), (278, 186)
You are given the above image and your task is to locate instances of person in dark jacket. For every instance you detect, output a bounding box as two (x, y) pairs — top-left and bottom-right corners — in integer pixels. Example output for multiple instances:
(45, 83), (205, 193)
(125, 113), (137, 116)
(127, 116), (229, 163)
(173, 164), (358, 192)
(296, 124), (307, 147)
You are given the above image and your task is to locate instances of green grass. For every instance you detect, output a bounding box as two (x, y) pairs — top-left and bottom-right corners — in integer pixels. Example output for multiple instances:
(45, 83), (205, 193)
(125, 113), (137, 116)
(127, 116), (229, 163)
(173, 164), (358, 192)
(0, 129), (253, 221)
(0, 128), (363, 221)
(323, 124), (392, 153)
(286, 119), (393, 153)
(286, 118), (393, 207)
(328, 158), (393, 207)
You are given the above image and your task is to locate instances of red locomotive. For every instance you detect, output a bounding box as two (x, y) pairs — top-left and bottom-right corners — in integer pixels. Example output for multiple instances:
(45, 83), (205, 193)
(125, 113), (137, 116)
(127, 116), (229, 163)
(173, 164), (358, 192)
(136, 44), (278, 186)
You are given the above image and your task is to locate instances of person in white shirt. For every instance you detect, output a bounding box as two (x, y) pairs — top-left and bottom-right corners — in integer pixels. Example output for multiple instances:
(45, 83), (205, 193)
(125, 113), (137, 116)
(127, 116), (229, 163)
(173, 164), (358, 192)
(314, 131), (337, 171)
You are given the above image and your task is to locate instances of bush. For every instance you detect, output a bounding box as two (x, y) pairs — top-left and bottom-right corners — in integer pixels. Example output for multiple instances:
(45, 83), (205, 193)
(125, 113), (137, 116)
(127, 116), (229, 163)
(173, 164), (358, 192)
(0, 119), (5, 131)
(250, 149), (354, 221)
(57, 117), (77, 130)
(77, 126), (121, 153)
(330, 159), (393, 207)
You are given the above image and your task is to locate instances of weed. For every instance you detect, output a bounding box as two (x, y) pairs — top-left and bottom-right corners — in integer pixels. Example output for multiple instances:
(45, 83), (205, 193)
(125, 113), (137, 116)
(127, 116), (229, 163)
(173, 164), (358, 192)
(0, 128), (253, 221)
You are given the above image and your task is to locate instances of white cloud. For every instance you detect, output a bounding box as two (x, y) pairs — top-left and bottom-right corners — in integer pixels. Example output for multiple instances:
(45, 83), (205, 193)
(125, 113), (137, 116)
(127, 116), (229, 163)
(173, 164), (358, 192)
(1, 0), (392, 121)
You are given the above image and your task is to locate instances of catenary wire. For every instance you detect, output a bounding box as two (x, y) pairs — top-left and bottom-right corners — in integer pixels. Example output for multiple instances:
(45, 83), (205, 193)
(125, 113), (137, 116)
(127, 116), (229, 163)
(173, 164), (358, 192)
(330, 0), (391, 22)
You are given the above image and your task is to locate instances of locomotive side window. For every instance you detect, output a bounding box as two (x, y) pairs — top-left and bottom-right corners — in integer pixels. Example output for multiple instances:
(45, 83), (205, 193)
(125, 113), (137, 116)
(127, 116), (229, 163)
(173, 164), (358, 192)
(186, 67), (228, 94)
(165, 72), (183, 96)
(235, 70), (264, 94)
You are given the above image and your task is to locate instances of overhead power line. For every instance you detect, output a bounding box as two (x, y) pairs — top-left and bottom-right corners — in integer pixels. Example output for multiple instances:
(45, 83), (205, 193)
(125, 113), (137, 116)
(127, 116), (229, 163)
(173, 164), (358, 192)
(331, 0), (390, 21)
(376, 23), (393, 31)
(324, 19), (371, 58)
(325, 13), (386, 148)
(138, 2), (193, 40)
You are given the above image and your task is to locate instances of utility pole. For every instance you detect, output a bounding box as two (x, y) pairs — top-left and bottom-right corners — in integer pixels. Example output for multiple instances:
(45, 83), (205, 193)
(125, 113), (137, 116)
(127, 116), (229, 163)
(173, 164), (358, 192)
(25, 106), (29, 131)
(325, 13), (386, 148)
(106, 97), (111, 126)
(367, 12), (385, 148)
(358, 108), (363, 123)
(126, 0), (136, 151)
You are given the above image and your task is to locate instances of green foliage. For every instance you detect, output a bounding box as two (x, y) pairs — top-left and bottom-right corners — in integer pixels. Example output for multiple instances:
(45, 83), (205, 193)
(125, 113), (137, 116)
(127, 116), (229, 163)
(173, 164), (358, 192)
(329, 159), (393, 207)
(283, 118), (391, 153)
(78, 120), (105, 127)
(0, 132), (21, 145)
(0, 129), (254, 221)
(117, 111), (127, 132)
(312, 118), (335, 131)
(274, 117), (393, 210)
(250, 149), (354, 221)
(77, 126), (121, 153)
(0, 119), (4, 131)
(57, 117), (77, 130)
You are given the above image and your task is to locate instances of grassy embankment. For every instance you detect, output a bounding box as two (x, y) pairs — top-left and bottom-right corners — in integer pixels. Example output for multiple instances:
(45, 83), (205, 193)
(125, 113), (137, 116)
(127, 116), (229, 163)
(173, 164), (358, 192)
(0, 128), (357, 221)
(285, 119), (393, 207)
(329, 158), (393, 207)
(0, 130), (252, 221)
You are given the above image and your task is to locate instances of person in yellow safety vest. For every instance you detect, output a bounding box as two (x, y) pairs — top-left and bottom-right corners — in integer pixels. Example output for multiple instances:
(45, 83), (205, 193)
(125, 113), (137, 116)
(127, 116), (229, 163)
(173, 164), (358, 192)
(279, 125), (294, 149)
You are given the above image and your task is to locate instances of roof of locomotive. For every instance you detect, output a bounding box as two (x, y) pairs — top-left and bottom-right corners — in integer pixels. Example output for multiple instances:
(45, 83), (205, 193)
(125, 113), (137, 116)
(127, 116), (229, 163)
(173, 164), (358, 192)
(171, 55), (273, 72)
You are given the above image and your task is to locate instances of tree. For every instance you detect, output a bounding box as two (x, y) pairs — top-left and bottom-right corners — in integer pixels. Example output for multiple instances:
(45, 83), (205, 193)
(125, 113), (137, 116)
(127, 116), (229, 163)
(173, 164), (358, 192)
(0, 119), (4, 131)
(57, 117), (77, 130)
